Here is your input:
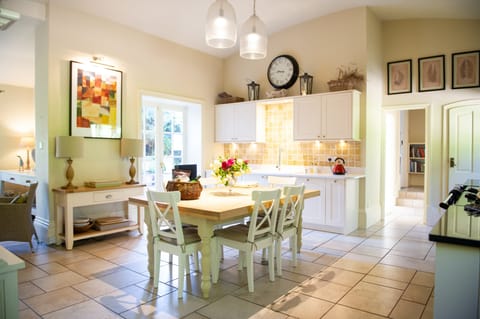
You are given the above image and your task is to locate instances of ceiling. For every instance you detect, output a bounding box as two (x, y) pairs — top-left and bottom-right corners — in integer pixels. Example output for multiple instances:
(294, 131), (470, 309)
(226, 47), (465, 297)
(1, 0), (479, 87)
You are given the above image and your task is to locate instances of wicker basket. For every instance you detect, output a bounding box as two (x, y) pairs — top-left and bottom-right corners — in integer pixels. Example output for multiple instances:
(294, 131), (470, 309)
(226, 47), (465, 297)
(327, 79), (356, 92)
(166, 181), (203, 200)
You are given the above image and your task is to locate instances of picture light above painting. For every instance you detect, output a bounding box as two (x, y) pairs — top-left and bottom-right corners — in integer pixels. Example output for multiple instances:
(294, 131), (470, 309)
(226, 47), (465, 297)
(70, 61), (123, 139)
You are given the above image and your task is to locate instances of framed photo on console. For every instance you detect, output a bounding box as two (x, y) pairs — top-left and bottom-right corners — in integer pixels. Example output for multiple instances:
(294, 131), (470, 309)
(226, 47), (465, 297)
(70, 61), (123, 139)
(452, 50), (480, 89)
(418, 55), (445, 92)
(387, 59), (412, 95)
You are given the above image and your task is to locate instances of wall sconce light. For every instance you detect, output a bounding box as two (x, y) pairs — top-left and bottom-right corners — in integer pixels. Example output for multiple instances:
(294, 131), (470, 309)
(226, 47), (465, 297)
(55, 136), (84, 189)
(120, 138), (143, 184)
(299, 72), (313, 95)
(247, 81), (260, 101)
(20, 136), (35, 170)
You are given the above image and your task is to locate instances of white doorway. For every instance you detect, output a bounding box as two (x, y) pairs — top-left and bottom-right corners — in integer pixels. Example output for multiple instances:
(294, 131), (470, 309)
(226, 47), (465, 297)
(382, 104), (428, 220)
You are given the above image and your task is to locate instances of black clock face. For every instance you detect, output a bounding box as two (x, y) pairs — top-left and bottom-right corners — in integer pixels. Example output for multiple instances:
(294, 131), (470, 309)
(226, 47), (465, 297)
(267, 55), (299, 89)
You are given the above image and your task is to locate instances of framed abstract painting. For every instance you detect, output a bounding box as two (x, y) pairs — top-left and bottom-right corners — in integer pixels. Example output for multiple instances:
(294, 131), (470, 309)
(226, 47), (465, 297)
(70, 61), (123, 138)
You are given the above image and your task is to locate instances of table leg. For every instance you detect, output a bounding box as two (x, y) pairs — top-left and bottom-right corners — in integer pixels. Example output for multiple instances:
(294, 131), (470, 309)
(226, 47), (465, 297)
(64, 204), (74, 250)
(196, 221), (214, 299)
(136, 205), (144, 235)
(142, 205), (154, 278)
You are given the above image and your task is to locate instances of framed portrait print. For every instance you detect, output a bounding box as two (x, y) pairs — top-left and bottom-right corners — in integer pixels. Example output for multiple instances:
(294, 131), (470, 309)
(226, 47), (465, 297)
(452, 50), (480, 89)
(418, 55), (445, 92)
(387, 59), (412, 94)
(70, 61), (123, 138)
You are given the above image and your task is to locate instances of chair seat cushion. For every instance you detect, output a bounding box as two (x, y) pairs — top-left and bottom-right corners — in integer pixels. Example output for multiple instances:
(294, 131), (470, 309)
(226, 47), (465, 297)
(158, 226), (201, 245)
(214, 224), (268, 242)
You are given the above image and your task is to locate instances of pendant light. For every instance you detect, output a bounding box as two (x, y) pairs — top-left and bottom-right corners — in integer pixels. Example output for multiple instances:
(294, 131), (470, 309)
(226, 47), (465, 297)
(205, 0), (237, 48)
(240, 0), (267, 60)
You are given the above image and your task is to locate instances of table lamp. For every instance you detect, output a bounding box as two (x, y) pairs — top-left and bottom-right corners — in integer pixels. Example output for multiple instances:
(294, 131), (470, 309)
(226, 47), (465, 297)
(120, 138), (143, 184)
(20, 136), (35, 170)
(55, 136), (84, 189)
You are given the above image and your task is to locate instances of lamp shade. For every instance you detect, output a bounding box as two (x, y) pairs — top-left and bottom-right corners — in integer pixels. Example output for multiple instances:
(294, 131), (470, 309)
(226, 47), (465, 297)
(120, 138), (143, 158)
(205, 0), (237, 48)
(20, 136), (35, 148)
(55, 136), (84, 158)
(239, 14), (267, 60)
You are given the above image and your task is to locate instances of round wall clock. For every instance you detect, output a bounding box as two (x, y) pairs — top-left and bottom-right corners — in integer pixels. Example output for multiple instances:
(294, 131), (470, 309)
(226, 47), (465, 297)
(267, 55), (299, 89)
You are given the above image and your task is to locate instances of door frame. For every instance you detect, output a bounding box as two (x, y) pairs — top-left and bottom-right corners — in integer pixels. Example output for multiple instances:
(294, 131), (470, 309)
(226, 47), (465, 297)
(441, 99), (480, 197)
(381, 103), (430, 223)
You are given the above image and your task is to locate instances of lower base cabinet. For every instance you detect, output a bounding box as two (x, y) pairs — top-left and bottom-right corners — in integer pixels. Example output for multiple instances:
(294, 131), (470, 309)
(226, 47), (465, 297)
(242, 173), (360, 235)
(299, 177), (359, 234)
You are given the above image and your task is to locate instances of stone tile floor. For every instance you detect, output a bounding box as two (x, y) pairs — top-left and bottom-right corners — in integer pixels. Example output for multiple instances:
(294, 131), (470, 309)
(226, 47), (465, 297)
(3, 210), (435, 318)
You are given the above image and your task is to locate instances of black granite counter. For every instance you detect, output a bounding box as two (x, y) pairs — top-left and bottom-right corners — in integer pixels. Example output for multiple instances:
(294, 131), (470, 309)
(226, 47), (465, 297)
(429, 180), (480, 247)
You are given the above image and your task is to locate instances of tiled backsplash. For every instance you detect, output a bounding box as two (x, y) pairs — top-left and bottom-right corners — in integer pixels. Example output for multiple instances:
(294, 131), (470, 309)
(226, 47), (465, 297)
(223, 102), (361, 167)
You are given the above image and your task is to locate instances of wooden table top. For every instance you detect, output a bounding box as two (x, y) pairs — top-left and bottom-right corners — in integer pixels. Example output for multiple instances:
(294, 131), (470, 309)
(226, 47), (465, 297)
(129, 187), (320, 222)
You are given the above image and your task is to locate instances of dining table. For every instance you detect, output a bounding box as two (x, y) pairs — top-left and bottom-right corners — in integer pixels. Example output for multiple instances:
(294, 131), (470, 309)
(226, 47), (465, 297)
(128, 186), (320, 298)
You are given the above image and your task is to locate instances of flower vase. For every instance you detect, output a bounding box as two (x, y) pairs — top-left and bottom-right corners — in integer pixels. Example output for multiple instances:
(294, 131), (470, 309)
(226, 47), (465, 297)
(226, 176), (237, 194)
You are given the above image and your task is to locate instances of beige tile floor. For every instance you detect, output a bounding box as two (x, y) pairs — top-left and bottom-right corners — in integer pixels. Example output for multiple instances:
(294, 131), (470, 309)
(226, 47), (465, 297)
(3, 210), (435, 319)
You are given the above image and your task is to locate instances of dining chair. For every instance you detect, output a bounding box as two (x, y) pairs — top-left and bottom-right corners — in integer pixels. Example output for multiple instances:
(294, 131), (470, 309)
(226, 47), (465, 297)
(261, 175), (297, 263)
(275, 184), (305, 276)
(267, 175), (296, 187)
(146, 190), (201, 298)
(212, 188), (281, 293)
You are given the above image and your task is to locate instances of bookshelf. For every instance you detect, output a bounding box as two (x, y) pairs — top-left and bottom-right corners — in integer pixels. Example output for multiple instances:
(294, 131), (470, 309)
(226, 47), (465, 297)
(409, 143), (425, 174)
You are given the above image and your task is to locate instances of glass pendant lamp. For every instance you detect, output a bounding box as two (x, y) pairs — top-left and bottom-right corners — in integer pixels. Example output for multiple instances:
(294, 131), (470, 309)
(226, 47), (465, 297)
(205, 0), (237, 48)
(240, 0), (267, 60)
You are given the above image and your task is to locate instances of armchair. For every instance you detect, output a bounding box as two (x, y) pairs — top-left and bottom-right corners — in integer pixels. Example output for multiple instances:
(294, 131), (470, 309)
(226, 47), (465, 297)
(0, 183), (38, 252)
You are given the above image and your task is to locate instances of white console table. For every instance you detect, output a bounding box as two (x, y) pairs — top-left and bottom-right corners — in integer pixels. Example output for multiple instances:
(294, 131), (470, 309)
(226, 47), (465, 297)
(53, 184), (146, 250)
(0, 170), (37, 193)
(0, 246), (25, 319)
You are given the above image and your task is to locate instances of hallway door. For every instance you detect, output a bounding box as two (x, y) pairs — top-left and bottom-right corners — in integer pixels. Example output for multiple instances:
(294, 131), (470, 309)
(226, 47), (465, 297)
(448, 104), (480, 188)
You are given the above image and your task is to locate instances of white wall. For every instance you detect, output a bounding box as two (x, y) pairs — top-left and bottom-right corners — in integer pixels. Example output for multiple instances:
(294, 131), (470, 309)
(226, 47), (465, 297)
(37, 2), (224, 241)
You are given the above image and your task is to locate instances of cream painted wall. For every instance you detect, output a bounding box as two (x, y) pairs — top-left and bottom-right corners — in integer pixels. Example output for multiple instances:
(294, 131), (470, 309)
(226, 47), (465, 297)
(0, 85), (35, 169)
(36, 2), (224, 242)
(382, 19), (480, 224)
(224, 7), (368, 100)
(223, 7), (385, 228)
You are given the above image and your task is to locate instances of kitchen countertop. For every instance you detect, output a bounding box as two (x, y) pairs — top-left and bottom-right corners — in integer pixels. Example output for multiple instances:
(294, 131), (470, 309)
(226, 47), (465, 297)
(247, 166), (365, 180)
(429, 180), (480, 248)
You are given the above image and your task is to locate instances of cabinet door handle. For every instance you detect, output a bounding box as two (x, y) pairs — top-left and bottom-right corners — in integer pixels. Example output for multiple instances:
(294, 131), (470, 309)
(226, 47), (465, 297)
(105, 194), (113, 199)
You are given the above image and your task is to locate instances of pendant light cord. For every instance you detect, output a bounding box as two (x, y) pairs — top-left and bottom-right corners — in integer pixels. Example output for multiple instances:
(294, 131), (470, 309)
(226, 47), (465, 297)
(253, 0), (256, 16)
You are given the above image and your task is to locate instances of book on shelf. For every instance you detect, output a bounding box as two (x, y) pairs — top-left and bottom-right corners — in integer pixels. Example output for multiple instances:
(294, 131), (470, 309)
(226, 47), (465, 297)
(84, 180), (123, 188)
(93, 217), (130, 231)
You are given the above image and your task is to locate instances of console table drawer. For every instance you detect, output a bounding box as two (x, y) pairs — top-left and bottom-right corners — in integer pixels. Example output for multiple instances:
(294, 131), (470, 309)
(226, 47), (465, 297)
(93, 190), (126, 203)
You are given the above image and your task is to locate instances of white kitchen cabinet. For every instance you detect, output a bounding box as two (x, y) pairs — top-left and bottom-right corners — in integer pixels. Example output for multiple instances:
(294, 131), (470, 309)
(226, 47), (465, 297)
(293, 90), (360, 141)
(299, 177), (326, 226)
(215, 101), (265, 143)
(298, 177), (359, 234)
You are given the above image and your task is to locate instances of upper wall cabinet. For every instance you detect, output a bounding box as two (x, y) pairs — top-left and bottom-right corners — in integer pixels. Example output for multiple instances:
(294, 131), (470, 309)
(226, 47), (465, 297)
(293, 90), (361, 141)
(215, 101), (265, 143)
